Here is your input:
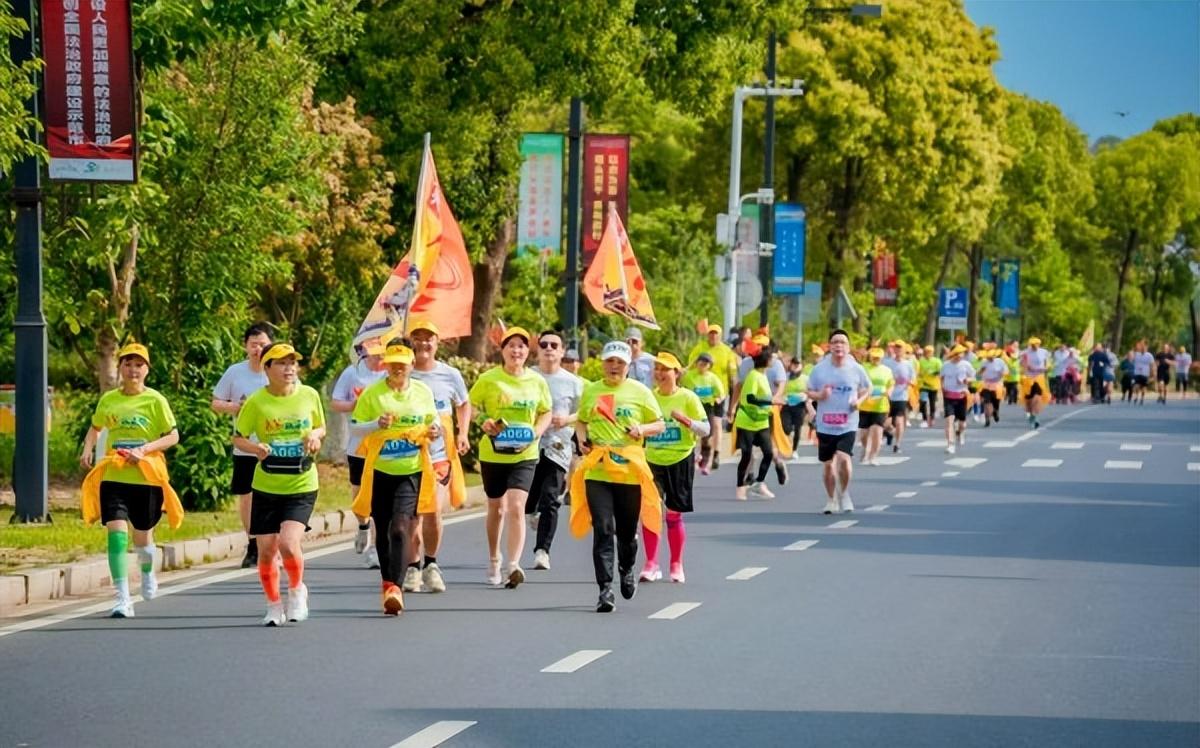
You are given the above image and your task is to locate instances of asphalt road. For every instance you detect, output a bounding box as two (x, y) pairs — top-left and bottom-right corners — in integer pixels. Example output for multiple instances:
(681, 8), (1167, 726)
(3, 399), (1198, 748)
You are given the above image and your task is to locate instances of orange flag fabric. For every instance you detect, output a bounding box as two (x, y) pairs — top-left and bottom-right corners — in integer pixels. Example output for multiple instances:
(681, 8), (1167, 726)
(583, 206), (659, 330)
(355, 139), (474, 349)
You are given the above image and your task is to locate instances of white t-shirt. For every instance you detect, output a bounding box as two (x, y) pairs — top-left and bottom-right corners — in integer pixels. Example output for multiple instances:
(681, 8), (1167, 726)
(332, 362), (386, 456)
(213, 360), (268, 456)
(885, 357), (915, 402)
(807, 358), (871, 436)
(628, 352), (657, 388)
(411, 362), (469, 463)
(940, 360), (974, 397)
(980, 359), (1007, 384)
(1052, 348), (1070, 376)
(536, 366), (585, 471)
(1132, 352), (1154, 378)
(1021, 348), (1050, 377)
(1175, 352), (1192, 374)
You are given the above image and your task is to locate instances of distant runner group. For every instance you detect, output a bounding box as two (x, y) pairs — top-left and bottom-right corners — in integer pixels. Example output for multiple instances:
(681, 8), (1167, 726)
(79, 324), (1193, 622)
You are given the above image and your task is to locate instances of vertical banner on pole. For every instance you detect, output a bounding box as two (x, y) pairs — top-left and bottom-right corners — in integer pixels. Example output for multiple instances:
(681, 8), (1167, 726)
(581, 134), (630, 269)
(771, 203), (806, 294)
(981, 259), (1020, 318)
(516, 133), (565, 255)
(41, 0), (138, 182)
(872, 249), (898, 306)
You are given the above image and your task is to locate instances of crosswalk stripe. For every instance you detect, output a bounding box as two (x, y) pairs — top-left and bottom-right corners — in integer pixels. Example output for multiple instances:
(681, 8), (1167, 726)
(1051, 442), (1084, 450)
(1022, 458), (1063, 468)
(1120, 443), (1152, 451)
(983, 441), (1016, 448)
(945, 457), (987, 468)
(917, 440), (945, 448)
(1104, 460), (1142, 470)
(873, 455), (910, 465)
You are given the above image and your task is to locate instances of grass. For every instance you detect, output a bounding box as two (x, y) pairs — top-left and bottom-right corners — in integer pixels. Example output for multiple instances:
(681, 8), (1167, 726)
(0, 462), (481, 571)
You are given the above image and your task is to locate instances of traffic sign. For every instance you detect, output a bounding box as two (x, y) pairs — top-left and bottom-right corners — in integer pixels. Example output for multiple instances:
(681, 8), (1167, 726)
(937, 287), (968, 330)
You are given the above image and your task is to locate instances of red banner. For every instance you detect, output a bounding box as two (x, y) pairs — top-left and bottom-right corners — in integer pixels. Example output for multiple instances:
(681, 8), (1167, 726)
(873, 252), (898, 306)
(581, 134), (630, 269)
(41, 0), (137, 182)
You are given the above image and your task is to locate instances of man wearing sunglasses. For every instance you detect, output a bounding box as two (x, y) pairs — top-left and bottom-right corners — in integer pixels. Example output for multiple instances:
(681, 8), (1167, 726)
(625, 326), (656, 388)
(525, 330), (585, 570)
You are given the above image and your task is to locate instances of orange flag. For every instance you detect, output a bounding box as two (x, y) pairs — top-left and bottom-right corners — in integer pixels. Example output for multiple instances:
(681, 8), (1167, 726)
(355, 137), (474, 348)
(582, 205), (659, 330)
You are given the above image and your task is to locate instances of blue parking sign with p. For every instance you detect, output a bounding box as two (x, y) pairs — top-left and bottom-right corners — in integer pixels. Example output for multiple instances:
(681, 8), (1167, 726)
(937, 287), (968, 330)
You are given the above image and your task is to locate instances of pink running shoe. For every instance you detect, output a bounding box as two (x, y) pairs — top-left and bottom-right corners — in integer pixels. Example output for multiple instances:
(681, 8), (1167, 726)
(669, 563), (685, 584)
(639, 564), (662, 582)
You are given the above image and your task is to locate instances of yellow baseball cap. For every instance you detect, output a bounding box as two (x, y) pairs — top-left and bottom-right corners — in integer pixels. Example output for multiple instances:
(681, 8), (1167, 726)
(949, 344), (967, 357)
(868, 347), (885, 360)
(408, 320), (440, 337)
(261, 343), (303, 366)
(903, 343), (914, 354)
(654, 352), (684, 371)
(382, 344), (414, 365)
(1028, 336), (1042, 346)
(117, 342), (150, 365)
(706, 323), (722, 335)
(501, 326), (531, 346)
(751, 334), (771, 346)
(923, 344), (934, 353)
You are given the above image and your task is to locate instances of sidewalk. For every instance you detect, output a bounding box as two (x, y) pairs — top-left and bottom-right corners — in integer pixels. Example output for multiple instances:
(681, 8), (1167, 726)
(0, 485), (488, 618)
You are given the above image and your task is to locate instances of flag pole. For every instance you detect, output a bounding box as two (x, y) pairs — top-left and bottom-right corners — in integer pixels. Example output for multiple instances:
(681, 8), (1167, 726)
(401, 133), (432, 337)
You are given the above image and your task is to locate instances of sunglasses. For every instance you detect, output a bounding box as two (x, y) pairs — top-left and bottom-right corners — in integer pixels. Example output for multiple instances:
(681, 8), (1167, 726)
(539, 340), (561, 350)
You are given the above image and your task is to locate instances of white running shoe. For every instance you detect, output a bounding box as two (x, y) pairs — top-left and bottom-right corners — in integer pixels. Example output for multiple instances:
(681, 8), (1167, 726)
(422, 563), (446, 593)
(919, 422), (930, 429)
(286, 583), (309, 622)
(945, 444), (956, 455)
(354, 523), (370, 553)
(363, 546), (380, 569)
(486, 556), (503, 586)
(752, 482), (776, 499)
(840, 493), (855, 513)
(402, 565), (423, 593)
(262, 602), (286, 627)
(823, 499), (839, 515)
(868, 457), (880, 467)
(957, 430), (965, 446)
(533, 549), (551, 570)
(110, 596), (135, 619)
(140, 570), (158, 601)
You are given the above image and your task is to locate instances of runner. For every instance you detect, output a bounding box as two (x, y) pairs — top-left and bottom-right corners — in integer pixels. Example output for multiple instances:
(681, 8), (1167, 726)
(1119, 350), (1135, 402)
(1086, 343), (1111, 404)
(732, 335), (789, 486)
(688, 323), (740, 465)
(1019, 337), (1051, 428)
(79, 343), (182, 618)
(330, 343), (386, 570)
(978, 349), (1008, 426)
(1051, 343), (1070, 405)
(625, 326), (657, 388)
(884, 340), (915, 453)
(941, 345), (974, 453)
(917, 345), (942, 429)
(469, 327), (553, 589)
(562, 348), (584, 378)
(349, 342), (440, 616)
(1176, 347), (1192, 398)
(732, 347), (778, 500)
(210, 323), (272, 568)
(570, 341), (665, 612)
(408, 321), (472, 593)
(1004, 342), (1021, 405)
(642, 352), (707, 584)
(780, 355), (813, 457)
(857, 348), (893, 466)
(1132, 341), (1154, 405)
(232, 343), (325, 626)
(525, 329), (584, 572)
(806, 330), (870, 514)
(681, 352), (726, 474)
(1154, 343), (1175, 405)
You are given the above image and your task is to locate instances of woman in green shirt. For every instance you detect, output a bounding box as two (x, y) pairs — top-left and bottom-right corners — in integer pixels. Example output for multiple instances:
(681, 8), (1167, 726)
(79, 342), (180, 619)
(468, 327), (553, 589)
(681, 352), (726, 475)
(233, 343), (326, 627)
(732, 349), (777, 501)
(572, 340), (665, 612)
(349, 343), (440, 616)
(643, 352), (708, 584)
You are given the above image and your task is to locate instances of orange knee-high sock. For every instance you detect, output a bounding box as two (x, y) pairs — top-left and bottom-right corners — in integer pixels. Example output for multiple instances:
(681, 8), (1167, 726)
(258, 560), (281, 603)
(282, 556), (304, 590)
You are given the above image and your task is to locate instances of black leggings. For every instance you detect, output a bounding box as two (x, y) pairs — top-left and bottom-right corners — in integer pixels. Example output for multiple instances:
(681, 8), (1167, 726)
(369, 471), (420, 586)
(585, 480), (641, 589)
(736, 428), (773, 487)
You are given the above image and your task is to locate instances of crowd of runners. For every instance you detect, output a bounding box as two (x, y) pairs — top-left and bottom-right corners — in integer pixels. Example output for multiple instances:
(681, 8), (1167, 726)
(78, 324), (1195, 623)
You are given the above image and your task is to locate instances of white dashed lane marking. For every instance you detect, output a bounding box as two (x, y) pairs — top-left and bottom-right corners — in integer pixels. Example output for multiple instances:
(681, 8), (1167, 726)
(783, 539), (820, 551)
(828, 520), (858, 529)
(726, 567), (769, 581)
(1104, 460), (1143, 470)
(894, 491), (918, 498)
(1187, 463), (1200, 472)
(648, 602), (702, 620)
(873, 456), (910, 465)
(920, 480), (938, 486)
(541, 650), (611, 673)
(390, 721), (477, 748)
(1120, 443), (1152, 451)
(983, 441), (1016, 448)
(917, 440), (945, 448)
(1022, 458), (1063, 468)
(863, 505), (889, 512)
(945, 457), (987, 468)
(941, 471), (961, 477)
(1052, 442), (1084, 449)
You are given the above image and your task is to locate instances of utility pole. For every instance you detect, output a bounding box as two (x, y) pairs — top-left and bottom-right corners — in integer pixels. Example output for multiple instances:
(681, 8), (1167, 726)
(758, 29), (776, 328)
(10, 0), (50, 523)
(564, 98), (584, 357)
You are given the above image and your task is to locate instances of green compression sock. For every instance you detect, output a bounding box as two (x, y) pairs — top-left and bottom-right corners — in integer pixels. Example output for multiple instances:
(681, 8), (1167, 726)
(107, 531), (129, 583)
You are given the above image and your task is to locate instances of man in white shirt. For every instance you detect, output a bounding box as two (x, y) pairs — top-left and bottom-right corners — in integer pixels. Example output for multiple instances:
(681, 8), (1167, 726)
(884, 340), (916, 453)
(940, 345), (974, 454)
(806, 329), (870, 514)
(1020, 337), (1051, 429)
(1176, 347), (1193, 398)
(211, 323), (272, 568)
(1132, 341), (1155, 405)
(625, 327), (657, 388)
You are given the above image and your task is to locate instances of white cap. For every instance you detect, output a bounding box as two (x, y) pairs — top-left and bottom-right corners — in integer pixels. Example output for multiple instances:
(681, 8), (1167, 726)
(601, 341), (632, 364)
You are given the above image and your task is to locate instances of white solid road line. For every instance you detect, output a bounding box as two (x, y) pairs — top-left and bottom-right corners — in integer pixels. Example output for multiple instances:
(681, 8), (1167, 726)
(1120, 443), (1153, 451)
(726, 567), (769, 581)
(945, 457), (987, 468)
(894, 491), (917, 498)
(920, 480), (939, 486)
(828, 520), (858, 529)
(390, 721), (478, 748)
(1022, 458), (1063, 468)
(983, 441), (1016, 448)
(1051, 442), (1084, 449)
(941, 471), (961, 477)
(649, 602), (702, 620)
(863, 505), (889, 512)
(1105, 460), (1143, 470)
(783, 539), (820, 551)
(0, 508), (488, 640)
(541, 649), (612, 673)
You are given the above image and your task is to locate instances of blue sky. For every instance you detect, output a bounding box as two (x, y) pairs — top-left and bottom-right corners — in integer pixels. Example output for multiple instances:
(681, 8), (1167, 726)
(963, 0), (1200, 142)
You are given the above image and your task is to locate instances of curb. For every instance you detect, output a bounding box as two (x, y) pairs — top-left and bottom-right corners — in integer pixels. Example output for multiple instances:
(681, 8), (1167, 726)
(0, 487), (488, 617)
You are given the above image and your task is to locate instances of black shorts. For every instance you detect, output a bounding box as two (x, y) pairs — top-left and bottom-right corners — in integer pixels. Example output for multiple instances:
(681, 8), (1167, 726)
(1133, 375), (1149, 388)
(1156, 369), (1171, 384)
(650, 453), (695, 513)
(858, 411), (886, 429)
(346, 455), (366, 486)
(981, 389), (1000, 407)
(921, 389), (939, 407)
(480, 459), (537, 499)
(1028, 382), (1044, 398)
(888, 400), (908, 419)
(944, 396), (967, 422)
(99, 481), (164, 531)
(780, 404), (808, 434)
(707, 400), (727, 418)
(816, 432), (856, 462)
(369, 471), (421, 523)
(230, 454), (258, 496)
(525, 455), (567, 514)
(249, 490), (317, 535)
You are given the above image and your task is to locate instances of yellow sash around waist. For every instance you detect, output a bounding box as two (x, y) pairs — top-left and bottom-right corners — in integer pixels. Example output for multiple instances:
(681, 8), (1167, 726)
(568, 445), (662, 539)
(81, 452), (184, 530)
(352, 427), (438, 518)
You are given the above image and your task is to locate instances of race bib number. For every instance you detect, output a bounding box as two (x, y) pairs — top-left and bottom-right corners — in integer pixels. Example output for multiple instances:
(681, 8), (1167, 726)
(270, 441), (305, 458)
(822, 413), (849, 426)
(111, 439), (145, 450)
(693, 386), (714, 399)
(380, 438), (419, 459)
(492, 423), (535, 454)
(647, 426), (682, 444)
(786, 394), (804, 406)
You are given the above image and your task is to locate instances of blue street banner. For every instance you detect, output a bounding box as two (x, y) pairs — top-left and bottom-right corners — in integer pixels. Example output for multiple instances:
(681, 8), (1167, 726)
(772, 202), (806, 295)
(980, 259), (1020, 318)
(937, 287), (968, 330)
(516, 133), (564, 255)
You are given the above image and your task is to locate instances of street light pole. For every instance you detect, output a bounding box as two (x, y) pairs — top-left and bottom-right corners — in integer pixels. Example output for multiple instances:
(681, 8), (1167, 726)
(758, 29), (777, 329)
(564, 98), (585, 357)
